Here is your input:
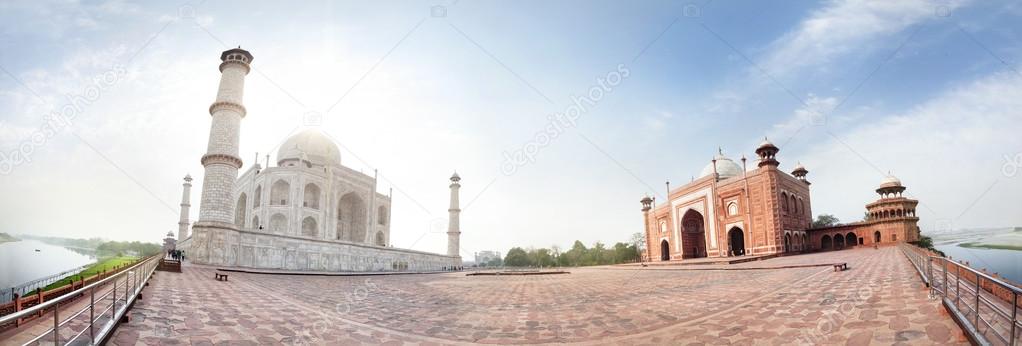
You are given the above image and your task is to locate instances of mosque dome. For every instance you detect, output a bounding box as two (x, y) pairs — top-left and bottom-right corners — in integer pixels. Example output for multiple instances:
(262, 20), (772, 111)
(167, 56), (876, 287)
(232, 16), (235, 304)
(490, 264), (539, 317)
(700, 151), (744, 179)
(879, 174), (902, 188)
(277, 129), (341, 167)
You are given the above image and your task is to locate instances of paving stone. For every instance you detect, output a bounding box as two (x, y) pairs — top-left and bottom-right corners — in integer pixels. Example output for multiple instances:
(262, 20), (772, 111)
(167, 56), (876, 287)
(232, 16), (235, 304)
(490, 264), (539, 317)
(105, 247), (968, 345)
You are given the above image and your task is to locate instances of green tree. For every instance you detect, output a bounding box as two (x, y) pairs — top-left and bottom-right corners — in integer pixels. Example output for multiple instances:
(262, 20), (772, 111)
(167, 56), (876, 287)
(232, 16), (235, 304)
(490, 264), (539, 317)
(504, 247), (531, 267)
(590, 242), (607, 265)
(562, 241), (587, 266)
(534, 248), (554, 267)
(612, 242), (639, 264)
(550, 245), (562, 266)
(630, 232), (646, 253)
(812, 214), (840, 228)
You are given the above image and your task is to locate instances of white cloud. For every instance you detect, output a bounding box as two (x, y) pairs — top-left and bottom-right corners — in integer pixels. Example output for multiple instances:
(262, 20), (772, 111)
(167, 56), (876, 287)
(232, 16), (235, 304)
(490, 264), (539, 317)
(761, 0), (970, 77)
(642, 110), (673, 132)
(770, 94), (837, 139)
(797, 68), (1022, 230)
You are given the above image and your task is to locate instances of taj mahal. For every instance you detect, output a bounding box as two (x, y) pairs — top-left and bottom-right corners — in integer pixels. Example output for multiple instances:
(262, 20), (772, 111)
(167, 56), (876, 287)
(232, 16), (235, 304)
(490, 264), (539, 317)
(175, 48), (462, 272)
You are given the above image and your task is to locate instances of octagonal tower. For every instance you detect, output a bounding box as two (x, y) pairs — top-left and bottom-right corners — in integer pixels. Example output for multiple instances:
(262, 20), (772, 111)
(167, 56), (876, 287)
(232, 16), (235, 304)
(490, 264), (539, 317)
(191, 47), (253, 266)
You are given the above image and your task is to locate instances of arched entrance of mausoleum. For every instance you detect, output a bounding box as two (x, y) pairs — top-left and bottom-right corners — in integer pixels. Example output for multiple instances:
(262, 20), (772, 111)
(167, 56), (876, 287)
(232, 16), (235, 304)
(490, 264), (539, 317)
(727, 227), (745, 256)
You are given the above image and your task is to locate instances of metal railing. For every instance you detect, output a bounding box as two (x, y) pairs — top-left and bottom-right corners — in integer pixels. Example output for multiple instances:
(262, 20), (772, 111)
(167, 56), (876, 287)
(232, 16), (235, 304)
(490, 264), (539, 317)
(898, 243), (930, 287)
(2, 264), (93, 303)
(0, 255), (161, 345)
(927, 255), (1021, 346)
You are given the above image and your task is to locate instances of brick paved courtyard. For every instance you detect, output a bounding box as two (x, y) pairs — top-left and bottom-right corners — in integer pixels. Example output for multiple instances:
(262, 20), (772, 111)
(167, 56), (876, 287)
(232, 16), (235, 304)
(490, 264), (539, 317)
(109, 246), (968, 345)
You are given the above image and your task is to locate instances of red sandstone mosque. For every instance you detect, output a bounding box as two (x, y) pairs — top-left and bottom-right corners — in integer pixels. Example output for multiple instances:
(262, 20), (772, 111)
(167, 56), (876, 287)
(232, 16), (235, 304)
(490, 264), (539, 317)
(640, 138), (921, 261)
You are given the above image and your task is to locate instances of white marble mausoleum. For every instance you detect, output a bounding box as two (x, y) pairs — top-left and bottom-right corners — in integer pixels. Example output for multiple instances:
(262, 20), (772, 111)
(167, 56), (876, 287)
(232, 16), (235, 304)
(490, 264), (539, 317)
(177, 48), (462, 272)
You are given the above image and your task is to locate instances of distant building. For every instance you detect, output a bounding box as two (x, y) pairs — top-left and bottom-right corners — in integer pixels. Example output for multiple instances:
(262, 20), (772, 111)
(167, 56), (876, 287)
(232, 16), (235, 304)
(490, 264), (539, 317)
(475, 251), (501, 265)
(640, 139), (920, 261)
(162, 231), (176, 252)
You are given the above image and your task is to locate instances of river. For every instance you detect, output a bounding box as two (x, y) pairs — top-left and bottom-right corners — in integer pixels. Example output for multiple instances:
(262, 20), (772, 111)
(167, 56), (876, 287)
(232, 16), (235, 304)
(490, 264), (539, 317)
(0, 239), (96, 294)
(935, 242), (1022, 284)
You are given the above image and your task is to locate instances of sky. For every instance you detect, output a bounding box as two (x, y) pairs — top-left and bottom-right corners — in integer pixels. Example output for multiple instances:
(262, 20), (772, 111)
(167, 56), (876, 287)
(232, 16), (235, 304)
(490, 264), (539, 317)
(0, 0), (1020, 258)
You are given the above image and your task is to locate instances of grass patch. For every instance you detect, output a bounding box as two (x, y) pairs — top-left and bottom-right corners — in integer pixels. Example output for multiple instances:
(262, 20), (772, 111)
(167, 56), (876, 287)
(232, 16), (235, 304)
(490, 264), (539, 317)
(958, 242), (1022, 251)
(41, 256), (139, 291)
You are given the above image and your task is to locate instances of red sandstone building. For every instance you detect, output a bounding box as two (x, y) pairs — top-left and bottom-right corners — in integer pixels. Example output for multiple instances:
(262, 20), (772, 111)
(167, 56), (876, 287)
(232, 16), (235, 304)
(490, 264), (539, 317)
(640, 139), (921, 261)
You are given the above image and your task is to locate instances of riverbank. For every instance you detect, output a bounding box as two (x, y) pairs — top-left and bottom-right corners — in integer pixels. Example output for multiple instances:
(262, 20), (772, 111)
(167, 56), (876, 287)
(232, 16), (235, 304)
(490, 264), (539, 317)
(0, 233), (18, 244)
(40, 256), (138, 291)
(928, 227), (1022, 284)
(959, 242), (1022, 251)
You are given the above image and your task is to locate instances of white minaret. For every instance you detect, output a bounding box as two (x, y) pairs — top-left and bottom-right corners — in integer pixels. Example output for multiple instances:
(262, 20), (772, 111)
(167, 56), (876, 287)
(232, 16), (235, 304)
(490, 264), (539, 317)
(191, 47), (252, 265)
(177, 174), (193, 242)
(447, 172), (462, 261)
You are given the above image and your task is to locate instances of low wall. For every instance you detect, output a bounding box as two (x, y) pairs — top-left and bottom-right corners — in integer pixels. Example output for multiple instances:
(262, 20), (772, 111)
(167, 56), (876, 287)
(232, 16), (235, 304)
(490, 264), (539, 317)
(185, 225), (459, 272)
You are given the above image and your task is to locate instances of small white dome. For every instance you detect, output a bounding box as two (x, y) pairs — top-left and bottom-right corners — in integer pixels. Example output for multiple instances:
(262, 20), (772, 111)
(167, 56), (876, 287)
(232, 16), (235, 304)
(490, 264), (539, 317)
(277, 129), (341, 167)
(879, 174), (902, 188)
(793, 162), (806, 171)
(758, 137), (775, 148)
(700, 152), (743, 179)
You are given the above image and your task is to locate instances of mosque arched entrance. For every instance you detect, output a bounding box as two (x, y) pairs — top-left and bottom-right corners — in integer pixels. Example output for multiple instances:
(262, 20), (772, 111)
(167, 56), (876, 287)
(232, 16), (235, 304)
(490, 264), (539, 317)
(727, 227), (745, 256)
(874, 231), (881, 244)
(660, 240), (670, 261)
(821, 235), (832, 250)
(680, 210), (707, 258)
(846, 233), (857, 247)
(784, 234), (791, 253)
(834, 235), (845, 249)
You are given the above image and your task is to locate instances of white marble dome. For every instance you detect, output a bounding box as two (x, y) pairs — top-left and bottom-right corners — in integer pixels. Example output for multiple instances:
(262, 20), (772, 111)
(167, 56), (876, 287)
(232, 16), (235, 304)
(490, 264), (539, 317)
(277, 129), (341, 167)
(879, 174), (902, 188)
(700, 152), (743, 179)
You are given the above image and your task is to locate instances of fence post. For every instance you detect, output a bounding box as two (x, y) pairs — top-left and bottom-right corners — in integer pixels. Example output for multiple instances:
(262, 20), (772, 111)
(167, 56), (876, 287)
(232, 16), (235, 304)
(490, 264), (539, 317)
(1010, 292), (1017, 346)
(927, 257), (933, 288)
(53, 300), (59, 346)
(89, 287), (95, 343)
(37, 288), (44, 318)
(955, 264), (961, 308)
(973, 273), (980, 328)
(14, 292), (21, 327)
(944, 259), (949, 298)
